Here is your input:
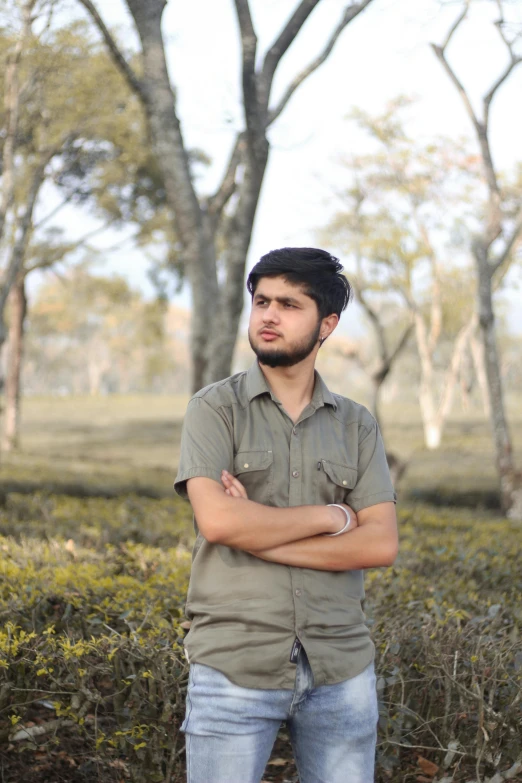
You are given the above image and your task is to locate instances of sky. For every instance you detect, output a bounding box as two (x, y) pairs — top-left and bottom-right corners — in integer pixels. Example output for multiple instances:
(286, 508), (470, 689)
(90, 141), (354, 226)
(28, 0), (522, 336)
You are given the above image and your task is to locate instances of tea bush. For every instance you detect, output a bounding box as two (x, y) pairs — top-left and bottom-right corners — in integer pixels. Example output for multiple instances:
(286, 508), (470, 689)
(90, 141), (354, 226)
(368, 505), (522, 781)
(0, 496), (521, 782)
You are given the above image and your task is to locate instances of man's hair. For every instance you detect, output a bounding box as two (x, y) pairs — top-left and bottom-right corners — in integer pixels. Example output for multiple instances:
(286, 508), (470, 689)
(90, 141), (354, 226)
(246, 247), (352, 320)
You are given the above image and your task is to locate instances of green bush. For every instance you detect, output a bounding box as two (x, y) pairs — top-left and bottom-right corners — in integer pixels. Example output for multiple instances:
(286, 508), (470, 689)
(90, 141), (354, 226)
(0, 497), (521, 782)
(368, 505), (522, 781)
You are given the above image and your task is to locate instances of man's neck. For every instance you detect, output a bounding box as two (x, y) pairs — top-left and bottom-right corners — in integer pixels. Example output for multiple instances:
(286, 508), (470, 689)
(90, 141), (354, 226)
(258, 358), (316, 423)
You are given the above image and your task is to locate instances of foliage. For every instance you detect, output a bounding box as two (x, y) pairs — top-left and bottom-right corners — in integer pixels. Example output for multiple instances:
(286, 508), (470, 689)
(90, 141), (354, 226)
(367, 505), (522, 780)
(323, 97), (483, 340)
(24, 264), (177, 394)
(0, 497), (520, 781)
(0, 491), (193, 781)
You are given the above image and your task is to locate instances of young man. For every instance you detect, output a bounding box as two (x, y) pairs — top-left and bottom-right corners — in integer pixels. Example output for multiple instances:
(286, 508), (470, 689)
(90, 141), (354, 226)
(174, 247), (398, 783)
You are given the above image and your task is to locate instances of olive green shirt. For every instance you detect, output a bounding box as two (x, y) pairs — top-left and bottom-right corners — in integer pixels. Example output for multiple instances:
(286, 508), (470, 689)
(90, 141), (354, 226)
(174, 359), (396, 689)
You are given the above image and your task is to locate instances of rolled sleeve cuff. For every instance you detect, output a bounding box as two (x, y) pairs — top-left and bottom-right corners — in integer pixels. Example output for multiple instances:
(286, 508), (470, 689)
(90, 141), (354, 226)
(173, 467), (223, 500)
(348, 491), (397, 513)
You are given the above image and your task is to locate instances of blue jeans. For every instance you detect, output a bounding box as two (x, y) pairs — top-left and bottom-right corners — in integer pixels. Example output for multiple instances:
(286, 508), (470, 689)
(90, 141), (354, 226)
(180, 644), (378, 783)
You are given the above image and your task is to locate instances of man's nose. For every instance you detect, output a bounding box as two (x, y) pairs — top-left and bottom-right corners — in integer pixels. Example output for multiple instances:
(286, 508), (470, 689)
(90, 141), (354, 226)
(262, 303), (280, 323)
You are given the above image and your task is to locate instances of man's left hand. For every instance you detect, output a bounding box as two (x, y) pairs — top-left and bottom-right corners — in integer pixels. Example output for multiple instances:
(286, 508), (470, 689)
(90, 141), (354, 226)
(221, 470), (248, 499)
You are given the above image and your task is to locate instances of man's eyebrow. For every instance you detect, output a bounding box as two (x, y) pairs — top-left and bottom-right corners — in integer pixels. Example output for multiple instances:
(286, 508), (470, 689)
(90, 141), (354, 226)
(254, 293), (303, 305)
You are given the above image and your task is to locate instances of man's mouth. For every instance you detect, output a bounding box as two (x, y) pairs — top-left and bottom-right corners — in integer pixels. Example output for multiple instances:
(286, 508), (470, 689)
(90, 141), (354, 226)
(260, 329), (280, 341)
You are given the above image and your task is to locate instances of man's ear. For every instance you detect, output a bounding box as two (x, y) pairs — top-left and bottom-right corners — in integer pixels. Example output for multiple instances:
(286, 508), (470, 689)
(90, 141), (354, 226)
(319, 313), (339, 344)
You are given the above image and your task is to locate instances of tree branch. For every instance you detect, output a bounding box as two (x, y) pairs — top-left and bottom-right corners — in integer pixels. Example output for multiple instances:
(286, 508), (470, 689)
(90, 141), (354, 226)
(483, 57), (522, 129)
(440, 1), (469, 52)
(0, 0), (36, 246)
(260, 0), (321, 107)
(388, 321), (413, 366)
(490, 204), (522, 274)
(267, 1), (373, 127)
(24, 221), (115, 275)
(34, 192), (77, 230)
(207, 132), (246, 219)
(76, 0), (145, 104)
(234, 0), (263, 153)
(430, 41), (479, 134)
(353, 279), (388, 364)
(431, 10), (507, 240)
(0, 145), (58, 319)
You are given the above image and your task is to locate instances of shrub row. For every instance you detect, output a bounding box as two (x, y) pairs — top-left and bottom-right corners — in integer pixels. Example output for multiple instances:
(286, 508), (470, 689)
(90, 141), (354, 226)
(0, 497), (521, 781)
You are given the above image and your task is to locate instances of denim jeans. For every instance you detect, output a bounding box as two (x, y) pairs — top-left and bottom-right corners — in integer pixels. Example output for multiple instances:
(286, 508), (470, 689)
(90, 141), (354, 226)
(180, 644), (378, 783)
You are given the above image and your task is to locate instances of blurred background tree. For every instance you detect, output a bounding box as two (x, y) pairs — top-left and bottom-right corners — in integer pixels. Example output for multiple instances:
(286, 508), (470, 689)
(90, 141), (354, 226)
(0, 10), (177, 450)
(431, 0), (522, 515)
(76, 0), (377, 391)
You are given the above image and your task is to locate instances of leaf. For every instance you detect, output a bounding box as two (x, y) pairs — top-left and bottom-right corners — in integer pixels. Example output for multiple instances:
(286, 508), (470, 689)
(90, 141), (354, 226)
(417, 756), (439, 776)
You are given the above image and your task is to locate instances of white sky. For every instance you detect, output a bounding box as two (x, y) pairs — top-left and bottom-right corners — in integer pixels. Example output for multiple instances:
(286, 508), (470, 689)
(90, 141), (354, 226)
(28, 0), (522, 335)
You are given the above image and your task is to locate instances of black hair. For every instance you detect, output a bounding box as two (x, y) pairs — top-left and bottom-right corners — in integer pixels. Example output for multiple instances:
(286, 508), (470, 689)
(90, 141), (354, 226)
(246, 247), (352, 320)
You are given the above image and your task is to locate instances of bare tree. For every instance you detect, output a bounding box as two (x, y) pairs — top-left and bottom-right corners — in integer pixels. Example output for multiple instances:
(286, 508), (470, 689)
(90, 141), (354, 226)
(432, 1), (522, 517)
(76, 0), (375, 391)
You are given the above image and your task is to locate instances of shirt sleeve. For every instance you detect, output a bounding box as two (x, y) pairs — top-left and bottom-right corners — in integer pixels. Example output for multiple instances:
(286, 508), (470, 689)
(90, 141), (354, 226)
(173, 396), (234, 501)
(345, 419), (397, 513)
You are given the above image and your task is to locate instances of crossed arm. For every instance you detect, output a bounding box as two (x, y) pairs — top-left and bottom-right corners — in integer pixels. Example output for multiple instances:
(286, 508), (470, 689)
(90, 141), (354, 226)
(186, 471), (398, 572)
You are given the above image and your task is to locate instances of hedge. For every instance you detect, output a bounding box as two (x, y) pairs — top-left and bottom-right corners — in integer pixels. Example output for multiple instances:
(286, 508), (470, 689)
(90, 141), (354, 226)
(0, 494), (521, 782)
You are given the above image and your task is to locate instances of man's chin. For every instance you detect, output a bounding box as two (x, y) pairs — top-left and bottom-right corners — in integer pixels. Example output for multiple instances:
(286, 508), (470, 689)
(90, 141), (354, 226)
(256, 351), (291, 368)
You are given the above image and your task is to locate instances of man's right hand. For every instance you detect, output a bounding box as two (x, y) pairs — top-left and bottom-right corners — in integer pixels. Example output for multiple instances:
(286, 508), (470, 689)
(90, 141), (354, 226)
(222, 469), (357, 536)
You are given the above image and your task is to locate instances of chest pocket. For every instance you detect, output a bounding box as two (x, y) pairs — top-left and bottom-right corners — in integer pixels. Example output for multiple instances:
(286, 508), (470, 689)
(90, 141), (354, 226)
(233, 449), (274, 505)
(318, 459), (357, 505)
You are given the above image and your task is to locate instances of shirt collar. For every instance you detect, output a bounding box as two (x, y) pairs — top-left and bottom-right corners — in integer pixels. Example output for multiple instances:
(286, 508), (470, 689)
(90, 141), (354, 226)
(245, 360), (337, 410)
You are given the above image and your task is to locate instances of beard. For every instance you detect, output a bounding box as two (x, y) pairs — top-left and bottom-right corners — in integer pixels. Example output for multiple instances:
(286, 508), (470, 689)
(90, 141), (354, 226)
(248, 320), (322, 368)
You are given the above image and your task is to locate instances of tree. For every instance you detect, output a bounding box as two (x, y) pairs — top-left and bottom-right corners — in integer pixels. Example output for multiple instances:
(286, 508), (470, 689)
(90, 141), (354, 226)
(76, 0), (376, 391)
(26, 262), (174, 395)
(323, 100), (487, 448)
(432, 1), (522, 517)
(0, 16), (165, 449)
(0, 0), (38, 347)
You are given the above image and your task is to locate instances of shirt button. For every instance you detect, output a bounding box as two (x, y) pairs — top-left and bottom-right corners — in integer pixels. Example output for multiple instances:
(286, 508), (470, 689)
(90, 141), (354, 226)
(295, 589), (302, 596)
(342, 480), (347, 485)
(244, 463), (249, 468)
(292, 470), (300, 478)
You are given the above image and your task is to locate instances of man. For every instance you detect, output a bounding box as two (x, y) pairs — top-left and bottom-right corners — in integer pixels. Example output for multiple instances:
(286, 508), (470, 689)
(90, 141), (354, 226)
(174, 247), (398, 783)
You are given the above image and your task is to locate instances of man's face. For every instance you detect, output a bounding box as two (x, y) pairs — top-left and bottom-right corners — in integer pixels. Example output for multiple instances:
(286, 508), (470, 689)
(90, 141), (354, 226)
(248, 276), (323, 368)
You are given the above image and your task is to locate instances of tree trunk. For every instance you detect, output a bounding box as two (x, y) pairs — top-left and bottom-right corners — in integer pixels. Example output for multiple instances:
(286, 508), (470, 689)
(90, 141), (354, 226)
(79, 0), (371, 392)
(474, 243), (519, 517)
(204, 162), (267, 384)
(434, 315), (477, 432)
(413, 311), (441, 449)
(2, 275), (27, 452)
(469, 327), (491, 417)
(124, 0), (219, 392)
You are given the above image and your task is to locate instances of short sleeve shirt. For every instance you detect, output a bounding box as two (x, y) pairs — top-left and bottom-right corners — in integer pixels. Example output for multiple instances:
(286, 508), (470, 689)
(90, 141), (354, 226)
(174, 360), (396, 689)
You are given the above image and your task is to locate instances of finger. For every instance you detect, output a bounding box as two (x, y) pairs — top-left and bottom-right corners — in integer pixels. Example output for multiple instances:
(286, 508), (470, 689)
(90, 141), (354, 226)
(228, 476), (248, 499)
(223, 471), (248, 499)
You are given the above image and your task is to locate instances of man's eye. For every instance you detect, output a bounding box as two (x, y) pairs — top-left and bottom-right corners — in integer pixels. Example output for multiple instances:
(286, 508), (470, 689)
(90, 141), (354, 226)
(284, 303), (295, 308)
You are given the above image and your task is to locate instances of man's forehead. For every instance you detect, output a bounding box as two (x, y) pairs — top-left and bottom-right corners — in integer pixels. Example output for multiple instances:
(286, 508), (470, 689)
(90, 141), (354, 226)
(253, 276), (312, 301)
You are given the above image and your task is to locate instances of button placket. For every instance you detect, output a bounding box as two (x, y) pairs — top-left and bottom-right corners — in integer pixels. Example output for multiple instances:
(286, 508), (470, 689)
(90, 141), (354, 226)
(288, 418), (305, 641)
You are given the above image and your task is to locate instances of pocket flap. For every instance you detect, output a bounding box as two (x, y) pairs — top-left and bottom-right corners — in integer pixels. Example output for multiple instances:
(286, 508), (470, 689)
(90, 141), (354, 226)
(321, 459), (357, 489)
(234, 450), (273, 475)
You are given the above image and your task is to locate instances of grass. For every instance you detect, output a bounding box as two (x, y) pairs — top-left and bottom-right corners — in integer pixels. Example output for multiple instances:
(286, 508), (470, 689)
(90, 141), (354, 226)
(0, 392), (521, 781)
(2, 391), (521, 506)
